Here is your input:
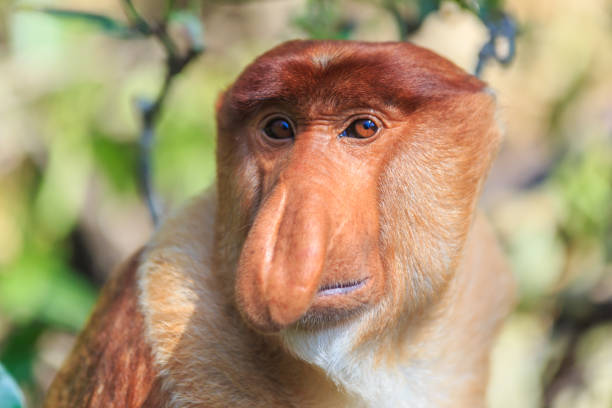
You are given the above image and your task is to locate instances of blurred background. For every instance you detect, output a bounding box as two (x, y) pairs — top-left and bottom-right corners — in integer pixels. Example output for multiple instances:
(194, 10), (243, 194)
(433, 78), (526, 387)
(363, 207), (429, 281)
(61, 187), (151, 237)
(0, 0), (611, 407)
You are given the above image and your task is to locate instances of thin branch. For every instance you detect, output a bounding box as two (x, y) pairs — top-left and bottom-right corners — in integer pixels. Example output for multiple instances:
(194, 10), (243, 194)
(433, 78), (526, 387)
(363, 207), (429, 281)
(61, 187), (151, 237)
(122, 0), (152, 35)
(165, 0), (177, 19)
(120, 0), (204, 226)
(543, 299), (612, 405)
(474, 13), (517, 77)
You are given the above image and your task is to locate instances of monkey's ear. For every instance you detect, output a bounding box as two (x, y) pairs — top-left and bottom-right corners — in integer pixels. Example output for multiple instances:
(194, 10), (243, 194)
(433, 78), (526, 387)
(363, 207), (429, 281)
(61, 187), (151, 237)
(215, 91), (227, 115)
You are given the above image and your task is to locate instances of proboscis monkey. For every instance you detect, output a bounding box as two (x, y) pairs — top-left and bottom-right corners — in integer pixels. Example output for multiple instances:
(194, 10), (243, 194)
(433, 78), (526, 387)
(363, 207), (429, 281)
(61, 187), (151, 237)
(45, 40), (514, 408)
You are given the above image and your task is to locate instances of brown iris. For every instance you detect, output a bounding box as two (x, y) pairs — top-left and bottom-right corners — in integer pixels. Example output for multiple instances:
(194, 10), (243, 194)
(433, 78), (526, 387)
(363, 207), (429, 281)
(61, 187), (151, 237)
(264, 118), (294, 139)
(340, 119), (379, 139)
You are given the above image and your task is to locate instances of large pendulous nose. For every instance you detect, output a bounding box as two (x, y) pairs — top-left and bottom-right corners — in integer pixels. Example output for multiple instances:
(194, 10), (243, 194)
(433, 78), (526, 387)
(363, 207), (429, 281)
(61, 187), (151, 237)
(235, 182), (330, 333)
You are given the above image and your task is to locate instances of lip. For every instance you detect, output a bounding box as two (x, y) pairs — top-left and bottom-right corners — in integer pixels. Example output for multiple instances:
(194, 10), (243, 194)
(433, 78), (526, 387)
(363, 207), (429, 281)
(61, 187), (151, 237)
(317, 278), (369, 297)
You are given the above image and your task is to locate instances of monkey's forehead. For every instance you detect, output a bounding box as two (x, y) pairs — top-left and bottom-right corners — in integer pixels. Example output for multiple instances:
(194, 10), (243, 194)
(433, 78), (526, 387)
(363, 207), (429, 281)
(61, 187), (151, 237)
(221, 40), (485, 119)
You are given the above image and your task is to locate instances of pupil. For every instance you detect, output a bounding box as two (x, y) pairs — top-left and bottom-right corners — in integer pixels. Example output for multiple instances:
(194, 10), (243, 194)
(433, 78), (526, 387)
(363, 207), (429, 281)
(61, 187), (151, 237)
(265, 118), (293, 139)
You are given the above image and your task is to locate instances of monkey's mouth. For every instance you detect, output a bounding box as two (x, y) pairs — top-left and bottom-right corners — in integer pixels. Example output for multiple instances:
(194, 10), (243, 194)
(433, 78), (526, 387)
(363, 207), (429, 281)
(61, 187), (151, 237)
(317, 278), (368, 297)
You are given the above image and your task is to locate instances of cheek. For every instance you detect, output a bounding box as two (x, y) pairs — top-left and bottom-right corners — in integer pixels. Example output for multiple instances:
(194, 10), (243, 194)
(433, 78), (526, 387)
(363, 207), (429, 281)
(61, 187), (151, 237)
(234, 157), (262, 226)
(377, 150), (469, 311)
(216, 140), (262, 244)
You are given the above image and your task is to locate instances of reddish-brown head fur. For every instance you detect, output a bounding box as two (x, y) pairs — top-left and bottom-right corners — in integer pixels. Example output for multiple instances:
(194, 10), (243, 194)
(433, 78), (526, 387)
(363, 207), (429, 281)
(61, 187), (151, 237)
(215, 40), (500, 334)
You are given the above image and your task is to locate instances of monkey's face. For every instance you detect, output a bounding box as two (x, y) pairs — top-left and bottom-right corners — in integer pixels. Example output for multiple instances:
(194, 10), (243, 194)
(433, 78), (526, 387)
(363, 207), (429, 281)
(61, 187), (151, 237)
(215, 41), (500, 334)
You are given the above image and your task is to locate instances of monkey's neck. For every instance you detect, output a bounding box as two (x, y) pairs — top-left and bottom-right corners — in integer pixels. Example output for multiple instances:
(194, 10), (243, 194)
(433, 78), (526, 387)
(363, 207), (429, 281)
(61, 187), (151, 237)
(139, 193), (512, 407)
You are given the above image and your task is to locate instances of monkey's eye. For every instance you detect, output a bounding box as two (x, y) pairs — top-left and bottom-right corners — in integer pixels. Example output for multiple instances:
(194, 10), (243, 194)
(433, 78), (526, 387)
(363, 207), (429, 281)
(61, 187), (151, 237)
(264, 118), (294, 140)
(339, 119), (379, 139)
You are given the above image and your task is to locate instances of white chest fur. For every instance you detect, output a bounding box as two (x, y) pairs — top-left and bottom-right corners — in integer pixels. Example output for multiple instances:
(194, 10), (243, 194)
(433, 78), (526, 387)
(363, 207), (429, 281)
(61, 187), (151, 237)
(281, 320), (451, 408)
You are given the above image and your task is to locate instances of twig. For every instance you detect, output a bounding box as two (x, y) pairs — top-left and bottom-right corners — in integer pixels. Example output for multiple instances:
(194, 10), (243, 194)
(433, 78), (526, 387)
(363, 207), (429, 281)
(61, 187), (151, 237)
(474, 13), (517, 77)
(384, 1), (517, 77)
(384, 3), (422, 41)
(121, 0), (204, 226)
(543, 299), (612, 406)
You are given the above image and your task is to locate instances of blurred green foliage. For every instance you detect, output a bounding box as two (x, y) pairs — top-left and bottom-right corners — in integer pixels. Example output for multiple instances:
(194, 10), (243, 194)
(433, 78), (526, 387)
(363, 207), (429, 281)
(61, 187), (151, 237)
(556, 147), (612, 248)
(294, 0), (356, 39)
(20, 7), (138, 38)
(0, 363), (23, 408)
(0, 1), (219, 403)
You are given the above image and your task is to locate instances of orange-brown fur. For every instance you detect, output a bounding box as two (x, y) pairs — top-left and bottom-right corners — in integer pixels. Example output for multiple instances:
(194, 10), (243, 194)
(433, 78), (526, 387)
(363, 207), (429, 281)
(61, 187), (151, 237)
(44, 251), (169, 407)
(45, 40), (514, 407)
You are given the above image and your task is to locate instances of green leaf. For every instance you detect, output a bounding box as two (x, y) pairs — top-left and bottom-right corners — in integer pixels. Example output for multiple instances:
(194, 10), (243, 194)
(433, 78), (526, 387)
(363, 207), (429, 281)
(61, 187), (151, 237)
(0, 251), (97, 330)
(383, 0), (441, 40)
(555, 147), (612, 241)
(22, 6), (140, 38)
(0, 363), (24, 408)
(293, 0), (355, 40)
(0, 323), (46, 387)
(92, 132), (139, 195)
(169, 10), (206, 52)
(451, 0), (505, 20)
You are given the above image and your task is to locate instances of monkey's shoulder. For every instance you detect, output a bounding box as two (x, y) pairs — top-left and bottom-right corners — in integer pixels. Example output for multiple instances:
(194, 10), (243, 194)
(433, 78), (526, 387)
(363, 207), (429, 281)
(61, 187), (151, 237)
(44, 250), (169, 408)
(457, 212), (516, 327)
